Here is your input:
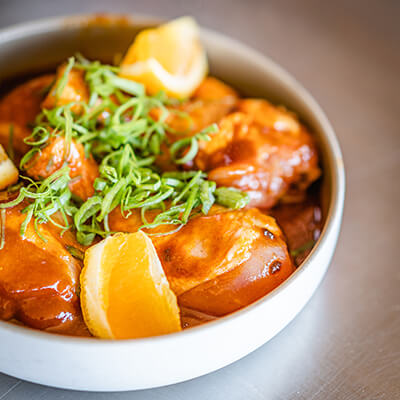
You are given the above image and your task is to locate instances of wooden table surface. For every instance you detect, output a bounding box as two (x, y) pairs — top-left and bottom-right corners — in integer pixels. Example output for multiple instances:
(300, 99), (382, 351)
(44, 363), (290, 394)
(0, 0), (399, 399)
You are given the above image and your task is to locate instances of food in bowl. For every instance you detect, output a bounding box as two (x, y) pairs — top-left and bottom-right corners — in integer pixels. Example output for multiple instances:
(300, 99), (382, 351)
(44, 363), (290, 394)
(0, 17), (322, 339)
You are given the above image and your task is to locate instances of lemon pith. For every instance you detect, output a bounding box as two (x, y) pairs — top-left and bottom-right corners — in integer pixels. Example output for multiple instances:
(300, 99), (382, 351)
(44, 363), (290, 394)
(119, 17), (208, 98)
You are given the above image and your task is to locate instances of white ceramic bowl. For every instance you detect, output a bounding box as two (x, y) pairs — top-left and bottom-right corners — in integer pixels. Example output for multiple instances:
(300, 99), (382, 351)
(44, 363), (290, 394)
(0, 15), (345, 391)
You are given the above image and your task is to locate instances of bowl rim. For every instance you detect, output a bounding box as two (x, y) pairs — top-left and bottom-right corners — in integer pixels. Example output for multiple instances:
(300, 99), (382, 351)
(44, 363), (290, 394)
(0, 13), (345, 347)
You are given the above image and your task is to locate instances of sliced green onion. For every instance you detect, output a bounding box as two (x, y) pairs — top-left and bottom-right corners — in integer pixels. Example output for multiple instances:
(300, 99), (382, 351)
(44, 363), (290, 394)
(105, 73), (145, 97)
(77, 231), (96, 246)
(64, 108), (73, 159)
(214, 187), (250, 209)
(97, 178), (126, 221)
(74, 196), (102, 230)
(2, 57), (249, 245)
(0, 209), (6, 250)
(199, 180), (215, 214)
(55, 57), (75, 99)
(66, 245), (84, 260)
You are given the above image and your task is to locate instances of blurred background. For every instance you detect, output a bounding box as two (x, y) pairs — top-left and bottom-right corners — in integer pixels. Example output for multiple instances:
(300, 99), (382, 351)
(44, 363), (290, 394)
(0, 1), (399, 399)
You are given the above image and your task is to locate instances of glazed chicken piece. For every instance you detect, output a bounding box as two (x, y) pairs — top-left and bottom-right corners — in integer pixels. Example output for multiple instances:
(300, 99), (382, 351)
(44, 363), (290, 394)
(25, 136), (99, 201)
(155, 77), (238, 171)
(0, 203), (87, 335)
(42, 64), (89, 113)
(166, 77), (238, 134)
(0, 64), (88, 161)
(0, 75), (55, 156)
(193, 99), (321, 208)
(271, 196), (322, 266)
(19, 66), (97, 200)
(109, 207), (295, 316)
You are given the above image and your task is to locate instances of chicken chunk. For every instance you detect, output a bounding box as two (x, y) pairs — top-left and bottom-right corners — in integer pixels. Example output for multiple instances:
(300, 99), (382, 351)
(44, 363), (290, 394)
(25, 136), (99, 200)
(0, 75), (55, 156)
(271, 196), (322, 266)
(109, 207), (295, 316)
(165, 77), (238, 134)
(42, 65), (89, 114)
(0, 123), (30, 160)
(239, 98), (302, 134)
(178, 225), (293, 316)
(3, 67), (97, 200)
(0, 203), (86, 333)
(194, 99), (321, 208)
(154, 77), (238, 171)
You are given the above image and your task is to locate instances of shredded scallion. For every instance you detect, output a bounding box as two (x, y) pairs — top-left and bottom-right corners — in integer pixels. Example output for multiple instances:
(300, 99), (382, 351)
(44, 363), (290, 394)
(2, 56), (249, 245)
(0, 209), (6, 250)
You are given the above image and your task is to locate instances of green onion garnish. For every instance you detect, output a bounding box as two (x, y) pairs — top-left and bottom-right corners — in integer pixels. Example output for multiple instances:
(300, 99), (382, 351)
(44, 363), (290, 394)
(214, 187), (250, 210)
(290, 240), (315, 257)
(55, 57), (75, 100)
(2, 56), (250, 245)
(65, 245), (85, 261)
(0, 209), (6, 250)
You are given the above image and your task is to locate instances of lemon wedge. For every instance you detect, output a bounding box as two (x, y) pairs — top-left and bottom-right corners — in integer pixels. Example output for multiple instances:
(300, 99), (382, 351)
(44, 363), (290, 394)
(120, 17), (208, 98)
(80, 231), (181, 339)
(0, 144), (18, 190)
